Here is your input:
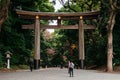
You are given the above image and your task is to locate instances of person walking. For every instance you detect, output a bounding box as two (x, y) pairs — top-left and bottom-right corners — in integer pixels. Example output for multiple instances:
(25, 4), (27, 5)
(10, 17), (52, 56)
(28, 58), (33, 72)
(68, 61), (74, 77)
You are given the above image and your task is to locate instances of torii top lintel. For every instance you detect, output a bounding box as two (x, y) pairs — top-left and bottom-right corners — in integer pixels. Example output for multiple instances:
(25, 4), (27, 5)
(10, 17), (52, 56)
(16, 9), (99, 20)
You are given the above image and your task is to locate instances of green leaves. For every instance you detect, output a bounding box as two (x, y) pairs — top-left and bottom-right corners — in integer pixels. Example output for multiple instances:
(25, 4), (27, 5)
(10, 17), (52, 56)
(34, 0), (54, 12)
(0, 53), (3, 67)
(0, 0), (55, 68)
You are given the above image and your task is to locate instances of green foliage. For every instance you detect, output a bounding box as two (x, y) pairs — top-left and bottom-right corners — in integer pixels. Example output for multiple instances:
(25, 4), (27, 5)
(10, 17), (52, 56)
(112, 13), (120, 66)
(34, 1), (54, 12)
(0, 53), (3, 68)
(86, 35), (107, 66)
(50, 29), (79, 65)
(40, 30), (49, 66)
(51, 53), (65, 66)
(11, 65), (29, 69)
(0, 0), (55, 68)
(58, 0), (100, 12)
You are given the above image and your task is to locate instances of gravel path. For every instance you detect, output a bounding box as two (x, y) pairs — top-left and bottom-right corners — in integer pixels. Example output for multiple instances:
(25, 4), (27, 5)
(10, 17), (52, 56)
(0, 68), (120, 80)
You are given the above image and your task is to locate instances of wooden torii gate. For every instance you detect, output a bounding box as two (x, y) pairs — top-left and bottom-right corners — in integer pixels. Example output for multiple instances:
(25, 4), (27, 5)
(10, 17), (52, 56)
(16, 10), (99, 69)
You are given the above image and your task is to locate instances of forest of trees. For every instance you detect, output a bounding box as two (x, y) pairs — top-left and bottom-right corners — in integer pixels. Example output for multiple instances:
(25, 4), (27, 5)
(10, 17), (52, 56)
(0, 0), (120, 72)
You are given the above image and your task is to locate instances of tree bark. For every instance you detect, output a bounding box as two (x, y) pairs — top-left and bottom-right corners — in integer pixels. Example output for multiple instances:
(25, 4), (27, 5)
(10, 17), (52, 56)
(107, 29), (113, 72)
(0, 0), (10, 26)
(107, 11), (116, 72)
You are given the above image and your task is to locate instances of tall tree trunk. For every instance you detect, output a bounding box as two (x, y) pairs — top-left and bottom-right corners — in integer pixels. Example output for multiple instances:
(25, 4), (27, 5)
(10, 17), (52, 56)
(107, 11), (116, 72)
(0, 0), (10, 26)
(107, 29), (113, 72)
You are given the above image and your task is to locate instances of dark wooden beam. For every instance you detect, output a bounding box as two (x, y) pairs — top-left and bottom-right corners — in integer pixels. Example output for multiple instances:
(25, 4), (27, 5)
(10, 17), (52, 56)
(19, 15), (98, 20)
(22, 24), (96, 29)
(16, 9), (99, 17)
(16, 9), (99, 20)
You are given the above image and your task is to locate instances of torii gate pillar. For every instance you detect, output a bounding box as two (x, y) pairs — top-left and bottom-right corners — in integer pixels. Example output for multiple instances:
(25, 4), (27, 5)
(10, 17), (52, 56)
(34, 16), (40, 69)
(79, 16), (84, 69)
